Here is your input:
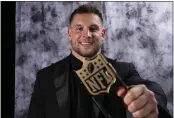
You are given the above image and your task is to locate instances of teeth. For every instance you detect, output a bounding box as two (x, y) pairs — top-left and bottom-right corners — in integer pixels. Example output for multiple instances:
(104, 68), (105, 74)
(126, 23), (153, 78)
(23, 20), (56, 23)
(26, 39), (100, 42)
(81, 42), (91, 45)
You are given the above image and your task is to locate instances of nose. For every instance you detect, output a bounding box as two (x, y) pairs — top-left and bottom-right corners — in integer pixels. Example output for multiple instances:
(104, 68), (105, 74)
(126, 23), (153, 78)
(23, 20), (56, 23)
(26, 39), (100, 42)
(82, 29), (92, 38)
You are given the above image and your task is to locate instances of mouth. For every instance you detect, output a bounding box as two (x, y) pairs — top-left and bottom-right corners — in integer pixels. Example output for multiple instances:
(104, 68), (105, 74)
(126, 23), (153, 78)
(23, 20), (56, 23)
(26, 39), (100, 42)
(79, 42), (93, 46)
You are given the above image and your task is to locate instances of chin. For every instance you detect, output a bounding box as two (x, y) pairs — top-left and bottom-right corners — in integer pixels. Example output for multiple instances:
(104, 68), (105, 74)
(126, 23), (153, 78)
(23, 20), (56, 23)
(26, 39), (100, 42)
(80, 51), (97, 58)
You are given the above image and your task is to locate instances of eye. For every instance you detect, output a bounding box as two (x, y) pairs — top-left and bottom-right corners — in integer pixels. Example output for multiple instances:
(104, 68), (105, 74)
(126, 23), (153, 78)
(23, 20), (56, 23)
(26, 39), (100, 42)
(90, 26), (99, 32)
(76, 27), (83, 32)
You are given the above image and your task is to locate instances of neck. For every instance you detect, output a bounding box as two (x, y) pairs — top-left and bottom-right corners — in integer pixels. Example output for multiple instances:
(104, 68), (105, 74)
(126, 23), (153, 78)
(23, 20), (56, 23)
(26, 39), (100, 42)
(71, 49), (101, 63)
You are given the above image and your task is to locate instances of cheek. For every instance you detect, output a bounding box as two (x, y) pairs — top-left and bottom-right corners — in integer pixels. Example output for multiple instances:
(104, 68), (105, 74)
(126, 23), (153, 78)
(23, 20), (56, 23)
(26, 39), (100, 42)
(71, 33), (81, 41)
(93, 33), (103, 41)
(93, 32), (103, 38)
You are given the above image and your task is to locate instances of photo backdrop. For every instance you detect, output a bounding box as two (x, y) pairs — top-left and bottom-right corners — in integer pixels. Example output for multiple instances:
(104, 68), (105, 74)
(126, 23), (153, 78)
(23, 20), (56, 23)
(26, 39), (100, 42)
(15, 2), (173, 118)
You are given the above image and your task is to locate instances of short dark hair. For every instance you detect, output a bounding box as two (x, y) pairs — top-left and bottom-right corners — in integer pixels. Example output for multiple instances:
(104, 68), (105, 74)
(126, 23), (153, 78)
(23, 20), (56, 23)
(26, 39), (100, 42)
(69, 4), (103, 25)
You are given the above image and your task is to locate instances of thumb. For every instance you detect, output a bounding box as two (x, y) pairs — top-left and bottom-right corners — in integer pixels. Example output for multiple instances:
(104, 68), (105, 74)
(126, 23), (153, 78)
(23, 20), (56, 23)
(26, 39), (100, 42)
(116, 87), (126, 97)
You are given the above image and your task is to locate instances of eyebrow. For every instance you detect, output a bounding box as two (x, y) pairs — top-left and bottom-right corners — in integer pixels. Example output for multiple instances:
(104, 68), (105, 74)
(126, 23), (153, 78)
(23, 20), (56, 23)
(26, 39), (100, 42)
(74, 24), (99, 28)
(70, 21), (102, 29)
(90, 24), (99, 27)
(74, 24), (83, 27)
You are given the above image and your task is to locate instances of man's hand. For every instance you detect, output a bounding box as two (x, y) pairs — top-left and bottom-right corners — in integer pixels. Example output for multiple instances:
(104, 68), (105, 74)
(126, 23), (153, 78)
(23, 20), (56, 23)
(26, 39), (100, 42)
(117, 85), (159, 118)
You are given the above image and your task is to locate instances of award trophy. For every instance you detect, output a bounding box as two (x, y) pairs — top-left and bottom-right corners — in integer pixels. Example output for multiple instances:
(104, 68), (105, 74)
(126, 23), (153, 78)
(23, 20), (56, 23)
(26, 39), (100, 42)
(75, 53), (128, 118)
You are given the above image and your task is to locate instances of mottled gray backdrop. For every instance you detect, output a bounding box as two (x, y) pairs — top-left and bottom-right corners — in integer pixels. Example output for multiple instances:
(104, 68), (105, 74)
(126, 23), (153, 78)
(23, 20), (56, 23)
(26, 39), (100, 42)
(15, 2), (173, 118)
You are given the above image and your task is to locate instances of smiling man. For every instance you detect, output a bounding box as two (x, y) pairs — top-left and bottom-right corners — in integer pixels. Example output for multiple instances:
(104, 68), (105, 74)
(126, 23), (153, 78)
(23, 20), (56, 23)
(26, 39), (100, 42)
(68, 12), (105, 60)
(27, 4), (172, 118)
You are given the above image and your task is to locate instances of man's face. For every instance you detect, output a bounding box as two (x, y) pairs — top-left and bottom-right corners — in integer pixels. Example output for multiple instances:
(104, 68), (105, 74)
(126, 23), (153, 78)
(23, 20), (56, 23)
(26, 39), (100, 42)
(68, 13), (105, 58)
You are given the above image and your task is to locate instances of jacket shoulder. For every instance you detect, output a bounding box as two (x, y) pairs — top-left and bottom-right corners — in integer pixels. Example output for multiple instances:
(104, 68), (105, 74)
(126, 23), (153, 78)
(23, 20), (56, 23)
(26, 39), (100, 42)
(105, 56), (137, 79)
(105, 56), (133, 67)
(37, 55), (70, 75)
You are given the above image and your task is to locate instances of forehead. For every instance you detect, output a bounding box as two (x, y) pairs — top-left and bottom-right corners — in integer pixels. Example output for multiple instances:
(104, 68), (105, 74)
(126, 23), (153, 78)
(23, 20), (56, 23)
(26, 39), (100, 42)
(71, 13), (103, 27)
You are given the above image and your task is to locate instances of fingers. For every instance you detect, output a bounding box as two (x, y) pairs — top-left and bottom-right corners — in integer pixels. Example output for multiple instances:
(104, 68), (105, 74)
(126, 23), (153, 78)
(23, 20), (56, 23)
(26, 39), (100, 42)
(116, 85), (158, 118)
(128, 91), (149, 112)
(132, 108), (159, 118)
(132, 102), (154, 117)
(124, 85), (146, 105)
(131, 90), (158, 118)
(144, 109), (159, 118)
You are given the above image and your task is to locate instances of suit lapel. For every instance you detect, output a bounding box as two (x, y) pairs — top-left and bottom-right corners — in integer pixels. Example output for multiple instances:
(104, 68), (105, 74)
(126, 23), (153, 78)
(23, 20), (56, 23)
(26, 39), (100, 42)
(52, 56), (71, 118)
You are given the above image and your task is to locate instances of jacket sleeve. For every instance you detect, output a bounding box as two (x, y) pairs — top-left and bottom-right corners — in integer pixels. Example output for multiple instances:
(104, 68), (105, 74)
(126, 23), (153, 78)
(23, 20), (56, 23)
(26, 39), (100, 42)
(125, 63), (172, 118)
(27, 70), (45, 118)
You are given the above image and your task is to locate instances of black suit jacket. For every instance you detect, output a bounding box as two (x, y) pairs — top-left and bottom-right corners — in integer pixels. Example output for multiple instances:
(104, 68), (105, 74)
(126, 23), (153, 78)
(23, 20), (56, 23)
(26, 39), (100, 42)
(27, 54), (172, 118)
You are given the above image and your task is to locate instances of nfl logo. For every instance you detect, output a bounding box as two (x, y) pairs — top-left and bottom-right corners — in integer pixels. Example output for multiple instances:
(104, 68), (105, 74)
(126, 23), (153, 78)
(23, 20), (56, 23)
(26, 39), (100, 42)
(75, 54), (116, 96)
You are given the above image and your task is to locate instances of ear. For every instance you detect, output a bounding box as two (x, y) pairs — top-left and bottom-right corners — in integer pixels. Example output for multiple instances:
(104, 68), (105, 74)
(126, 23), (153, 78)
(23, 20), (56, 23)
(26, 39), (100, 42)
(68, 28), (72, 41)
(101, 28), (106, 40)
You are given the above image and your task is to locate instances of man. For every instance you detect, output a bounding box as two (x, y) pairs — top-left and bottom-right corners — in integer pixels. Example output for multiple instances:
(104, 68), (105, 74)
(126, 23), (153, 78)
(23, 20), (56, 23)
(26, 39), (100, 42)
(27, 4), (172, 118)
